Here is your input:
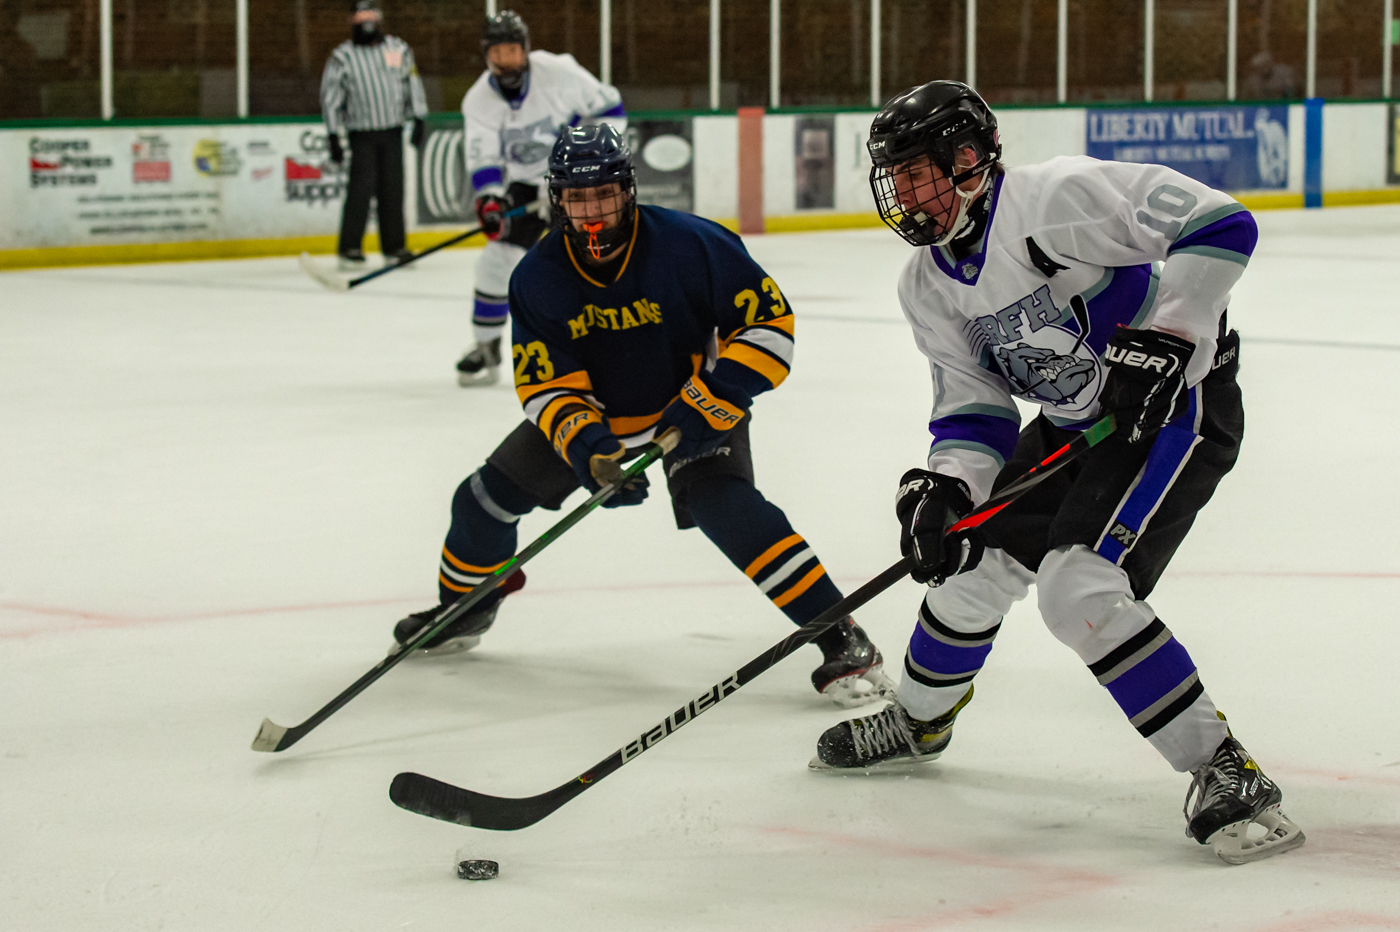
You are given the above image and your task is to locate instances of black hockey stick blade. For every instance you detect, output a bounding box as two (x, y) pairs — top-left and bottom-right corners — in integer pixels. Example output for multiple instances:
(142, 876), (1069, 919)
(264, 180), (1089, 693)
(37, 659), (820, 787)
(251, 431), (678, 753)
(298, 200), (543, 293)
(389, 557), (915, 830)
(388, 415), (1117, 830)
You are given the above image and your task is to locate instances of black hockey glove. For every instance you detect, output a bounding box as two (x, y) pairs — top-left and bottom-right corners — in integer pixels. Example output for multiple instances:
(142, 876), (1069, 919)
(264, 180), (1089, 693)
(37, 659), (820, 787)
(1100, 326), (1196, 445)
(895, 469), (984, 586)
(410, 118), (427, 150)
(654, 373), (751, 465)
(327, 133), (344, 165)
(556, 409), (648, 508)
(475, 195), (508, 241)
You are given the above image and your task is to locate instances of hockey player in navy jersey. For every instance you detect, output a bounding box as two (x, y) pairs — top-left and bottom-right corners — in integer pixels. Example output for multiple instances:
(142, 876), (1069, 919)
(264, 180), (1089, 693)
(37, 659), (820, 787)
(393, 125), (893, 707)
(810, 81), (1304, 863)
(454, 10), (627, 386)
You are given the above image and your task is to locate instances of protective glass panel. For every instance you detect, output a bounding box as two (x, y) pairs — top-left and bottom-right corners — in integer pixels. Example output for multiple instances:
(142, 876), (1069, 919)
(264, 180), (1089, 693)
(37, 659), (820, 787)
(1236, 0), (1307, 100)
(881, 0), (960, 106)
(975, 0), (1060, 105)
(1066, 0), (1145, 102)
(611, 0), (709, 111)
(781, 0), (869, 107)
(510, 0), (601, 78)
(1316, 0), (1385, 99)
(1154, 0), (1228, 101)
(719, 0), (768, 109)
(2, 0), (102, 119)
(110, 0), (238, 119)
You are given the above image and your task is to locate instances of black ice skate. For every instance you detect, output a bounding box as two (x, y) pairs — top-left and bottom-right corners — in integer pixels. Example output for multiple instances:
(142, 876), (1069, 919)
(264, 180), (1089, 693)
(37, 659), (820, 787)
(811, 617), (895, 707)
(809, 690), (971, 771)
(390, 571), (525, 656)
(1184, 732), (1305, 864)
(456, 338), (503, 386)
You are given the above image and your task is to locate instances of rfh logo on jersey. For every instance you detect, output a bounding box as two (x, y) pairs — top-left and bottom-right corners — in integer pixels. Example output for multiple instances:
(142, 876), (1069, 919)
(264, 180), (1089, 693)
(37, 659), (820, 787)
(967, 284), (1100, 410)
(621, 674), (741, 762)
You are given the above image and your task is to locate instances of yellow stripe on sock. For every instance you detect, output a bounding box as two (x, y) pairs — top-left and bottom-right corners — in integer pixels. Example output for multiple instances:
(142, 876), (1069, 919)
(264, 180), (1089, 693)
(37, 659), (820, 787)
(441, 548), (509, 575)
(744, 533), (803, 579)
(439, 573), (474, 593)
(771, 564), (827, 608)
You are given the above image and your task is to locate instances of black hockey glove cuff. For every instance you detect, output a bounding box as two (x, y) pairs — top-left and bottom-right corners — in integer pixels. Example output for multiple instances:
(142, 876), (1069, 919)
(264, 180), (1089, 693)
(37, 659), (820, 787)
(895, 469), (983, 586)
(1100, 326), (1196, 445)
(654, 372), (752, 464)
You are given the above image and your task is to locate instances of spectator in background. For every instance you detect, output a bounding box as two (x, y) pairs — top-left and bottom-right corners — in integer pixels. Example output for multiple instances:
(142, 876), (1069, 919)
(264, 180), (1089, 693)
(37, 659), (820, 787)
(320, 0), (428, 271)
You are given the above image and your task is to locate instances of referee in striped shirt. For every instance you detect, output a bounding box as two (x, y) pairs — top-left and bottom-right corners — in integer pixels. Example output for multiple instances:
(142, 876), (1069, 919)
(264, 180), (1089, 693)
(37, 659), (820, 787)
(320, 0), (428, 270)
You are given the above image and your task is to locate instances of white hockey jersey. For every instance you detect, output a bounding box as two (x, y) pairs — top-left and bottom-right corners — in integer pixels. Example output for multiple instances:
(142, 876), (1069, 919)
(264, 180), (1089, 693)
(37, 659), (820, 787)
(900, 156), (1257, 503)
(461, 50), (627, 198)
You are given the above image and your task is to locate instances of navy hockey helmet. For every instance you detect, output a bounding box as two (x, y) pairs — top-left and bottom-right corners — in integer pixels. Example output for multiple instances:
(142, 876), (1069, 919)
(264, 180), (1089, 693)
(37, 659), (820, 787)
(482, 10), (530, 53)
(868, 80), (1001, 247)
(548, 124), (638, 261)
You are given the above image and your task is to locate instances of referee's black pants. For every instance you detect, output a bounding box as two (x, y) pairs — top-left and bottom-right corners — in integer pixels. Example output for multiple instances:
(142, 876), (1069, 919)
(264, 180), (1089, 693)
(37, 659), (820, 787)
(339, 127), (406, 256)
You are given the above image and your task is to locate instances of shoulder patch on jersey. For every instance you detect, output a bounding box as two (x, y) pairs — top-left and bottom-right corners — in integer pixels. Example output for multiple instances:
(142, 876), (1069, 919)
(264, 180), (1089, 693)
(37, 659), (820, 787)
(1025, 236), (1069, 278)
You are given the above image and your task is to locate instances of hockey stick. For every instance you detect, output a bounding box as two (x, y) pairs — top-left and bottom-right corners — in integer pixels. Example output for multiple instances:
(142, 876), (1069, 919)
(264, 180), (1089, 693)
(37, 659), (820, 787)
(297, 200), (543, 293)
(251, 430), (680, 753)
(387, 413), (1118, 831)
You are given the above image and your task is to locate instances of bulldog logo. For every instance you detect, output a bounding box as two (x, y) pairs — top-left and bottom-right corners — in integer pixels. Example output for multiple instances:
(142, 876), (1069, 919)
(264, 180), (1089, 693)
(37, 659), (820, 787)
(994, 343), (1097, 406)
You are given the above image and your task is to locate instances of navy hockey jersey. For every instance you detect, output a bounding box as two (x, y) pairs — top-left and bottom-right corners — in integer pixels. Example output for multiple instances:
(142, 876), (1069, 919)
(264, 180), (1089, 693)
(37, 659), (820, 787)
(509, 205), (795, 448)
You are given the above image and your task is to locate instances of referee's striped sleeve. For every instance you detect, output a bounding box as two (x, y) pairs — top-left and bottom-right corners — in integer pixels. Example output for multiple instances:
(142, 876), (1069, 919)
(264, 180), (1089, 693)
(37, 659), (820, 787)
(404, 45), (428, 119)
(320, 51), (348, 134)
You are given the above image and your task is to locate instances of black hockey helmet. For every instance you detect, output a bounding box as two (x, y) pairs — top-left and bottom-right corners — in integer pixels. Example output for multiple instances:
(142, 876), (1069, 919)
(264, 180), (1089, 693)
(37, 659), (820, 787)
(350, 0), (383, 43)
(548, 125), (637, 261)
(868, 80), (1001, 246)
(482, 10), (530, 53)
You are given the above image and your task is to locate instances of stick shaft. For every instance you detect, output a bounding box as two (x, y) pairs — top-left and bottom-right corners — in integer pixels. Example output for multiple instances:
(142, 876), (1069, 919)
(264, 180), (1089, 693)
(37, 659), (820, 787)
(254, 440), (669, 752)
(346, 201), (542, 289)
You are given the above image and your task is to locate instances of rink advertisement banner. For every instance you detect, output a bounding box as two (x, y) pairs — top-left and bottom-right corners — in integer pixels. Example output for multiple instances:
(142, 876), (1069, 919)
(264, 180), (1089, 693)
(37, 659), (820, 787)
(0, 122), (359, 250)
(1389, 104), (1400, 186)
(1085, 105), (1290, 190)
(628, 119), (694, 212)
(416, 114), (470, 225)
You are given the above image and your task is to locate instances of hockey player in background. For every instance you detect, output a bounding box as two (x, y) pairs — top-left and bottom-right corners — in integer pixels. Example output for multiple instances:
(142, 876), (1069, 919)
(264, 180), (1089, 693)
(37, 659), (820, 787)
(454, 10), (627, 387)
(811, 81), (1304, 864)
(392, 125), (893, 707)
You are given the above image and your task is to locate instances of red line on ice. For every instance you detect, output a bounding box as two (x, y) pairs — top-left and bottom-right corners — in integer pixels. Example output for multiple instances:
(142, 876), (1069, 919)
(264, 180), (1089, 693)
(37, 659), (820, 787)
(1249, 911), (1400, 932)
(760, 826), (1116, 931)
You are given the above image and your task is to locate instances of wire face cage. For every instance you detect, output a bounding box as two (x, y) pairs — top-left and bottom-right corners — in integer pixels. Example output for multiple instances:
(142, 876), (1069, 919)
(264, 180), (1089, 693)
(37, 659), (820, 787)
(869, 155), (960, 247)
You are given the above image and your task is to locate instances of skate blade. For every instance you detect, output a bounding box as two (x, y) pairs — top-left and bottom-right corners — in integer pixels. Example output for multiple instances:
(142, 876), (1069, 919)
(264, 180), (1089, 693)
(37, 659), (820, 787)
(1207, 805), (1306, 864)
(820, 665), (898, 709)
(807, 748), (944, 773)
(457, 368), (500, 387)
(385, 635), (482, 659)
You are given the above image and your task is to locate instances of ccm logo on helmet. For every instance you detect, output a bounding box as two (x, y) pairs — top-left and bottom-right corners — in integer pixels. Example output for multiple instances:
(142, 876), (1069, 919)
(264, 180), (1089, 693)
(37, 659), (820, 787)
(572, 165), (600, 173)
(1104, 346), (1174, 373)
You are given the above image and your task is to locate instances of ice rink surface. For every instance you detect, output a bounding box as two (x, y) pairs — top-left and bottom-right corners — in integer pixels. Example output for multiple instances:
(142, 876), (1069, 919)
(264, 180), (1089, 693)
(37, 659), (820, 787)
(3, 206), (1399, 932)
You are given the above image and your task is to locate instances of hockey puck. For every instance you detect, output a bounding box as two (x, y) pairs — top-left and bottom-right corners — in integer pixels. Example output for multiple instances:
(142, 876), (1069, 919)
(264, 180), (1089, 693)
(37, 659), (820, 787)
(457, 859), (499, 881)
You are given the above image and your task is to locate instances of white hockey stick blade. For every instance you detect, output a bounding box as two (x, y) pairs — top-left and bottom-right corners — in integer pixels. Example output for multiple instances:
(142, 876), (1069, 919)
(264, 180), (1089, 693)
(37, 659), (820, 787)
(251, 717), (289, 752)
(298, 252), (350, 293)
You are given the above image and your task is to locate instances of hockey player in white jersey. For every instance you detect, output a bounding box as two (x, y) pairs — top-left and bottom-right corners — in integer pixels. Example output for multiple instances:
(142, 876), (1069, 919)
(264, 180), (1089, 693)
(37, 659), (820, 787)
(454, 10), (627, 386)
(810, 81), (1304, 865)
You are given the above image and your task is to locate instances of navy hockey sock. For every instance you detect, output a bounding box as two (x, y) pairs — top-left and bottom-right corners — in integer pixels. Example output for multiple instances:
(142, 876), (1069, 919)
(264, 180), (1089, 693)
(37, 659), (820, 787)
(439, 463), (536, 604)
(685, 476), (844, 625)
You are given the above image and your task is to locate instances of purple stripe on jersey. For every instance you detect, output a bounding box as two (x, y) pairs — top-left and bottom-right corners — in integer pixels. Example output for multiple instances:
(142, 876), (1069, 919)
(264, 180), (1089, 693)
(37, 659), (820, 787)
(471, 166), (504, 190)
(1095, 387), (1200, 565)
(928, 413), (1021, 463)
(1169, 210), (1258, 259)
(1102, 637), (1197, 719)
(568, 113), (582, 127)
(908, 624), (995, 675)
(594, 102), (627, 118)
(1080, 264), (1152, 356)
